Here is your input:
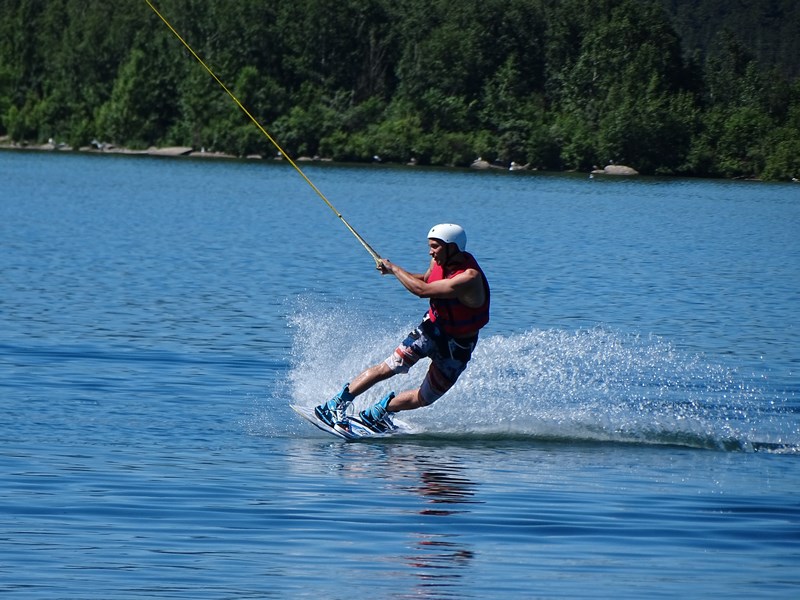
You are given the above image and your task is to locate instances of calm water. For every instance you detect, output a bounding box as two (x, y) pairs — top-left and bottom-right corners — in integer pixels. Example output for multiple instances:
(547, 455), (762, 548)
(1, 150), (799, 598)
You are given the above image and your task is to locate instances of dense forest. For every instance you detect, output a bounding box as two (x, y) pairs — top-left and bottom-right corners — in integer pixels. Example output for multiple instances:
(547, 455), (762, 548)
(1, 0), (798, 180)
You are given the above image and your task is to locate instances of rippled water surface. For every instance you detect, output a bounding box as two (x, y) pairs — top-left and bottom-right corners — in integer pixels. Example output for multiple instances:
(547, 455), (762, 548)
(1, 150), (799, 598)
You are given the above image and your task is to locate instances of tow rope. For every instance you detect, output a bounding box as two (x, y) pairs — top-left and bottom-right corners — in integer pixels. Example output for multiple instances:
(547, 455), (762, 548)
(145, 1), (383, 267)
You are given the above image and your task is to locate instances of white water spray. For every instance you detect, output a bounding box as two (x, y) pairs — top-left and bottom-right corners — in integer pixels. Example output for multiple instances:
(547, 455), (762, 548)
(283, 301), (798, 452)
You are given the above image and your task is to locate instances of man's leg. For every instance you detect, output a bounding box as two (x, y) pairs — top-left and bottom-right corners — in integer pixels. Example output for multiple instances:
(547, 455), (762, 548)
(348, 361), (395, 396)
(385, 388), (426, 412)
(357, 386), (426, 431)
(382, 359), (464, 414)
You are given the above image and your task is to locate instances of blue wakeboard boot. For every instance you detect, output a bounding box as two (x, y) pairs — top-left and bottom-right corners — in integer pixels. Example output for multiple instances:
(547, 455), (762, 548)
(315, 384), (355, 427)
(358, 392), (396, 433)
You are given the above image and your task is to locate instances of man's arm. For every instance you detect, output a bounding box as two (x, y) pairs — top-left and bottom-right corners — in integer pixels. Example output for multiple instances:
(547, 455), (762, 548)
(379, 258), (484, 305)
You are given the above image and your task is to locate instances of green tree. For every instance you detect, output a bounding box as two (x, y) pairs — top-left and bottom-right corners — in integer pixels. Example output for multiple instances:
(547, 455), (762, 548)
(762, 80), (800, 180)
(551, 0), (691, 172)
(96, 40), (179, 148)
(691, 31), (784, 178)
(0, 0), (796, 178)
(480, 55), (549, 165)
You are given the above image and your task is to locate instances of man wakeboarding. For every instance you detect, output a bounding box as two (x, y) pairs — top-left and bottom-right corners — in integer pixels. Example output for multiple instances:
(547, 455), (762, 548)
(315, 223), (490, 433)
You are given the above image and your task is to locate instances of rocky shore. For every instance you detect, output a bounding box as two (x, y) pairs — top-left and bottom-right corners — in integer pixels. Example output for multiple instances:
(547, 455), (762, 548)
(3, 135), (643, 176)
(0, 137), (247, 159)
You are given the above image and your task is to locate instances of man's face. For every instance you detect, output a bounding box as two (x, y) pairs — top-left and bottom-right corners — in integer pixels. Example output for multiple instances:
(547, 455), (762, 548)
(428, 238), (447, 264)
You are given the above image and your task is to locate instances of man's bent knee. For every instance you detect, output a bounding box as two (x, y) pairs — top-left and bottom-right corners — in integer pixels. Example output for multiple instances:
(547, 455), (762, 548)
(384, 350), (412, 374)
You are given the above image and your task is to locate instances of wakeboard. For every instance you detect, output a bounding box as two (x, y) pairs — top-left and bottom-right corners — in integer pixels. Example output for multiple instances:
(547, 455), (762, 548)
(290, 404), (416, 440)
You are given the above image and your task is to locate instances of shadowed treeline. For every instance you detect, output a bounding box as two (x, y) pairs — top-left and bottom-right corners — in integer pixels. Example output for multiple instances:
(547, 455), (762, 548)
(1, 0), (798, 179)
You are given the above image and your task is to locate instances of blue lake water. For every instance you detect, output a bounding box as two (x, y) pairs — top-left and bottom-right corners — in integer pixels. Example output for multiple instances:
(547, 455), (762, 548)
(1, 149), (799, 598)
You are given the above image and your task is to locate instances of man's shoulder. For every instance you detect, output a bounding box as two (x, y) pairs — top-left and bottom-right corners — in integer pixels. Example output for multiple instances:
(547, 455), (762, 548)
(461, 253), (487, 276)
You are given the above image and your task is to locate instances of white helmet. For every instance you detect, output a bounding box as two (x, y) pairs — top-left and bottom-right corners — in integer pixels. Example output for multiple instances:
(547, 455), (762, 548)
(428, 223), (467, 252)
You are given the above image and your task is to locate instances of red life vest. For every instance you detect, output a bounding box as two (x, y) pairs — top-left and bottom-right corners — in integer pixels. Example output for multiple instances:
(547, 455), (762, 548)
(427, 252), (490, 338)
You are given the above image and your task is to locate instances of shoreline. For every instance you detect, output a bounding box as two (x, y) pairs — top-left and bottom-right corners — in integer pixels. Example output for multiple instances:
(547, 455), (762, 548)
(0, 138), (247, 160)
(0, 137), (776, 182)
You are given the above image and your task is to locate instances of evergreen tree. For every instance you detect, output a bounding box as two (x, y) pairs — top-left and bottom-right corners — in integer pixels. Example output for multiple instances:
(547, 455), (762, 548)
(0, 0), (797, 179)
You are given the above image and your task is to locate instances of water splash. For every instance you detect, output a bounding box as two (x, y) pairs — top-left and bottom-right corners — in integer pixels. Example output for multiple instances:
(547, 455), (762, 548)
(284, 303), (799, 453)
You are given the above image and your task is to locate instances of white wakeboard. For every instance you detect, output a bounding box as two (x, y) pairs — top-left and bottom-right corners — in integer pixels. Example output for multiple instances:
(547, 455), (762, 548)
(290, 404), (416, 440)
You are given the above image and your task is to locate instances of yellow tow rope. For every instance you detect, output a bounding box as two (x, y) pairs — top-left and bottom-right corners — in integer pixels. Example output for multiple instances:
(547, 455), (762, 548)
(145, 0), (383, 267)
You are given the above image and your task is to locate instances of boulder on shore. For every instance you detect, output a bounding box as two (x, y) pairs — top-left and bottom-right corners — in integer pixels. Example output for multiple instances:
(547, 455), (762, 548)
(602, 164), (638, 176)
(470, 158), (492, 170)
(148, 146), (193, 157)
(470, 158), (506, 170)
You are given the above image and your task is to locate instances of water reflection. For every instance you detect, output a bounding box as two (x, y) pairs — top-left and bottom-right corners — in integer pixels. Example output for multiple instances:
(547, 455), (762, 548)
(362, 444), (480, 598)
(413, 462), (479, 516)
(404, 534), (475, 599)
(285, 439), (481, 597)
(360, 443), (482, 513)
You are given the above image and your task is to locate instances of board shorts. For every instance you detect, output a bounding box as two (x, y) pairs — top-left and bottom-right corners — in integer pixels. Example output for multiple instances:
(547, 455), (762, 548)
(384, 316), (478, 406)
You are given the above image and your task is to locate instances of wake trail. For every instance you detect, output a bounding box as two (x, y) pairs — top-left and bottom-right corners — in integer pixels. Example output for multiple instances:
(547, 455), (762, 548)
(281, 302), (799, 453)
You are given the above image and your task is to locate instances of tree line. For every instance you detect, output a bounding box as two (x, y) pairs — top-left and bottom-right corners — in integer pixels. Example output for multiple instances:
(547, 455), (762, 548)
(1, 0), (798, 180)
